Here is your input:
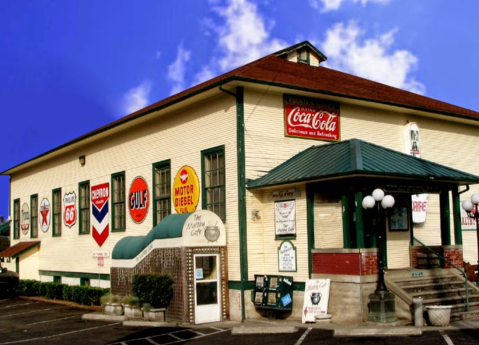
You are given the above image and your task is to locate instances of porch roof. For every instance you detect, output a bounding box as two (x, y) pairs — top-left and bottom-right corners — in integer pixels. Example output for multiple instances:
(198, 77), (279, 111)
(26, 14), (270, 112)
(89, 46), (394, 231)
(247, 139), (479, 189)
(0, 241), (40, 259)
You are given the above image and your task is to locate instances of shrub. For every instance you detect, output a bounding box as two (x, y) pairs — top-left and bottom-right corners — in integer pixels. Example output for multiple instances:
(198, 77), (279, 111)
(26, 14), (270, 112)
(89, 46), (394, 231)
(17, 279), (109, 306)
(132, 273), (173, 308)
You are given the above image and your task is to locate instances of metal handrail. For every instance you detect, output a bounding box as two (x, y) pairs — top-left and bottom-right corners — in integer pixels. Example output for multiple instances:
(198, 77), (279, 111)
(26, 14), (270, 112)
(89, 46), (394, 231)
(412, 236), (469, 312)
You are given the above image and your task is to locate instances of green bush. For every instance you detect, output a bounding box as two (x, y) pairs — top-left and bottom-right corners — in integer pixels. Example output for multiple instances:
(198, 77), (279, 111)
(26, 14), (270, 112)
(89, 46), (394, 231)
(132, 273), (173, 308)
(17, 279), (109, 306)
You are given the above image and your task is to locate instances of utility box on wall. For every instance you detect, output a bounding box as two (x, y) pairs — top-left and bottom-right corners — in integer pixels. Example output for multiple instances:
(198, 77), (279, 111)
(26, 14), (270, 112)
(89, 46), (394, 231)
(252, 274), (294, 311)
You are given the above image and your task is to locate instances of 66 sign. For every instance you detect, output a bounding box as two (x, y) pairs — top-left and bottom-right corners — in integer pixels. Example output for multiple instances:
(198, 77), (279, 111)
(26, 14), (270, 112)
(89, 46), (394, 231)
(63, 192), (77, 228)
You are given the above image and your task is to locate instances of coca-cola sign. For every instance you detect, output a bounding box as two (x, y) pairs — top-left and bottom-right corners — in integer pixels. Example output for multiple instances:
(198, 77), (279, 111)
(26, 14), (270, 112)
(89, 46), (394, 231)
(284, 94), (340, 141)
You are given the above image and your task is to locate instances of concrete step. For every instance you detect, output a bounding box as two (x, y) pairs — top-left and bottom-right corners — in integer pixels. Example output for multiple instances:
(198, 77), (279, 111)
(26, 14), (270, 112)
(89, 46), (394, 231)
(409, 287), (479, 300)
(451, 309), (479, 321)
(423, 294), (479, 306)
(401, 281), (465, 293)
(394, 276), (461, 288)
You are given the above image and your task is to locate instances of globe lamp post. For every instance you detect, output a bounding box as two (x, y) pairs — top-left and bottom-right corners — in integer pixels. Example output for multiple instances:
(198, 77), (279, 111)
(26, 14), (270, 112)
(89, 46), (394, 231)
(461, 193), (479, 285)
(362, 188), (396, 323)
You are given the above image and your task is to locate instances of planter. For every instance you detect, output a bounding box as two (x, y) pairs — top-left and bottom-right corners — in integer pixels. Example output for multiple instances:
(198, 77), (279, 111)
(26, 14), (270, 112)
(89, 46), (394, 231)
(123, 305), (142, 319)
(143, 308), (166, 322)
(104, 303), (123, 316)
(426, 306), (452, 327)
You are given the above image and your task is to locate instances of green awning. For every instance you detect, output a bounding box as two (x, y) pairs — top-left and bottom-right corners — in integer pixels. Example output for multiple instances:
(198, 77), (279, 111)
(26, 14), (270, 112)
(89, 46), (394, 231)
(247, 139), (479, 189)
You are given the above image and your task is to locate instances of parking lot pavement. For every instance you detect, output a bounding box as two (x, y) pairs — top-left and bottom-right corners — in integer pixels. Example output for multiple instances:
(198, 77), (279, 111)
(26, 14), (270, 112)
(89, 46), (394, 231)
(0, 297), (149, 345)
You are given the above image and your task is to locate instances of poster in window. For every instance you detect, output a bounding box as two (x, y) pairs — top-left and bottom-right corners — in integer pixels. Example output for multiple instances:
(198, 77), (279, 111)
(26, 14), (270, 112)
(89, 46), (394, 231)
(389, 207), (408, 231)
(256, 276), (264, 289)
(275, 200), (296, 236)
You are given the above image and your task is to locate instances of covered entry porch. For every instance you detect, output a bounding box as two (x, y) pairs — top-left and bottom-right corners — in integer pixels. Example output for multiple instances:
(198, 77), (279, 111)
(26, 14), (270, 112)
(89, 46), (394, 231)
(248, 138), (479, 323)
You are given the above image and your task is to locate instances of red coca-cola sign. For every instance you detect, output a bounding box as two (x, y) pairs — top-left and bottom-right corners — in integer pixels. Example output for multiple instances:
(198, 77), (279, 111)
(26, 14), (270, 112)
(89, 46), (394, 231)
(284, 94), (340, 141)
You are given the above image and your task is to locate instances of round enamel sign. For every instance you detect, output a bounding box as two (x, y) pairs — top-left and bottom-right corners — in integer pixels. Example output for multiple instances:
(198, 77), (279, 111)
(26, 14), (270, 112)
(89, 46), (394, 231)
(128, 176), (150, 223)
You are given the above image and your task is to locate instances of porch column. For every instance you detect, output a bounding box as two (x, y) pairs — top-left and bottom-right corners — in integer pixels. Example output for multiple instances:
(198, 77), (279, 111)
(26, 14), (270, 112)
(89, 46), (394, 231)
(440, 189), (451, 245)
(355, 191), (365, 248)
(342, 194), (352, 248)
(451, 189), (463, 245)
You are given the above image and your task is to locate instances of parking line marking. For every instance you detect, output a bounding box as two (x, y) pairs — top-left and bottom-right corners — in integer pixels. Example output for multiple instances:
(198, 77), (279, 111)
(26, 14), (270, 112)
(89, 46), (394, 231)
(26, 315), (77, 326)
(439, 330), (454, 345)
(0, 307), (58, 318)
(295, 327), (312, 345)
(0, 322), (121, 344)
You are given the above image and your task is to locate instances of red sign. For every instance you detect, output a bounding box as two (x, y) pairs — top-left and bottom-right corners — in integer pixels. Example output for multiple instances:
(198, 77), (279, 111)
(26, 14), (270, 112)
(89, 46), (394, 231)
(129, 176), (150, 223)
(284, 94), (340, 141)
(63, 192), (77, 228)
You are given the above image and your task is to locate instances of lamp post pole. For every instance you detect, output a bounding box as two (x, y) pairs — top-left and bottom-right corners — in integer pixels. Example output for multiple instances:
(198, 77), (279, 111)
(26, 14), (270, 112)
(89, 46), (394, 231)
(362, 188), (396, 323)
(461, 194), (479, 285)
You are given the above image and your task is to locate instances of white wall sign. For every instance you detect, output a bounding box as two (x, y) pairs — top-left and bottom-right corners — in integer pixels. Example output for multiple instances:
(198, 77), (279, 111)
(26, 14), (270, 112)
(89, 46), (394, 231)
(302, 279), (331, 323)
(278, 240), (297, 272)
(404, 122), (428, 223)
(461, 201), (476, 230)
(275, 200), (296, 236)
(39, 198), (51, 232)
(21, 202), (30, 234)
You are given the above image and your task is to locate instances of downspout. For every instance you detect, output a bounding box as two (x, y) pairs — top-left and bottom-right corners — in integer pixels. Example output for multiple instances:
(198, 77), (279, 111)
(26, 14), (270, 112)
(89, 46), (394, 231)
(219, 85), (248, 322)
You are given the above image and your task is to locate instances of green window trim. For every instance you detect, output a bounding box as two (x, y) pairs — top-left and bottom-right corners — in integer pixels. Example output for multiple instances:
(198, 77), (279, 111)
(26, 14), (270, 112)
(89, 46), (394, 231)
(13, 199), (20, 239)
(297, 49), (310, 64)
(79, 180), (90, 235)
(152, 160), (171, 226)
(30, 194), (38, 239)
(52, 188), (62, 237)
(201, 145), (226, 222)
(111, 171), (126, 232)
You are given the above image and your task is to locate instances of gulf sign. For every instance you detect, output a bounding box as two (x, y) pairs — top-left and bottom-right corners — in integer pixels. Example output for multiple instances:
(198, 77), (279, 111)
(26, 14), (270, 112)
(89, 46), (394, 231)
(129, 177), (150, 223)
(284, 94), (340, 142)
(173, 165), (199, 214)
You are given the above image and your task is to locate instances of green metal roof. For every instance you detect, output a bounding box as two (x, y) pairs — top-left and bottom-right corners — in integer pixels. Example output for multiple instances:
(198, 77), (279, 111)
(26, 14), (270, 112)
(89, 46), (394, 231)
(247, 139), (479, 189)
(112, 212), (191, 260)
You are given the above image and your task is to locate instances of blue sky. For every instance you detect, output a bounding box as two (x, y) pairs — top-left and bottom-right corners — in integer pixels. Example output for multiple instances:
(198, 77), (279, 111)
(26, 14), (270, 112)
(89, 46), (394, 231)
(1, 0), (478, 219)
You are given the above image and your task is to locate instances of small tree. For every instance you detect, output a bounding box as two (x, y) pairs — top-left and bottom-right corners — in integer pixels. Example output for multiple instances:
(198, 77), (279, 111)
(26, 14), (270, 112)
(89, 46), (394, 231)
(132, 273), (173, 308)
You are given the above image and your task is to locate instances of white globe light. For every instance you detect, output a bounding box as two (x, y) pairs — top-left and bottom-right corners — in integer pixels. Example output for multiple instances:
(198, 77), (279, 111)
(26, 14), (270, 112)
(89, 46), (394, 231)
(362, 195), (375, 209)
(381, 195), (395, 209)
(462, 200), (474, 212)
(471, 194), (479, 205)
(372, 189), (385, 202)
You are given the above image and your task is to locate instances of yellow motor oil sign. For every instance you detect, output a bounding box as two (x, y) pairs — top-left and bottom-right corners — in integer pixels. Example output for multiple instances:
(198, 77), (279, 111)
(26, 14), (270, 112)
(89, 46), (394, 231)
(173, 165), (200, 214)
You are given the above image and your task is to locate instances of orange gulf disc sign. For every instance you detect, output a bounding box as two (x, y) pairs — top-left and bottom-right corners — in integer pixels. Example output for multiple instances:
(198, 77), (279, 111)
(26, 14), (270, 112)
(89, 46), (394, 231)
(173, 165), (200, 214)
(129, 176), (150, 223)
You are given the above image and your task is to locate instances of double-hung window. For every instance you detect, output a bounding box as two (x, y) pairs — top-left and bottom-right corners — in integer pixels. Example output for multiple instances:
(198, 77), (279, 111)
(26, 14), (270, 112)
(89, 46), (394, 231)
(153, 161), (171, 226)
(112, 172), (126, 231)
(202, 146), (225, 221)
(52, 188), (62, 237)
(30, 194), (38, 238)
(79, 181), (90, 234)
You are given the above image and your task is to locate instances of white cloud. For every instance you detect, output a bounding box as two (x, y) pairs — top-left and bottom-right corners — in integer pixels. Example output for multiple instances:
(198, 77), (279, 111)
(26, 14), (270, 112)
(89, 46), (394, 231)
(123, 80), (152, 115)
(166, 44), (192, 95)
(310, 0), (389, 12)
(190, 0), (288, 86)
(321, 22), (425, 94)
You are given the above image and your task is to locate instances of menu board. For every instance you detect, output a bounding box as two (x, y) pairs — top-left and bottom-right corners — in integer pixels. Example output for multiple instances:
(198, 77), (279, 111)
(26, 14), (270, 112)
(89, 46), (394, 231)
(253, 274), (293, 310)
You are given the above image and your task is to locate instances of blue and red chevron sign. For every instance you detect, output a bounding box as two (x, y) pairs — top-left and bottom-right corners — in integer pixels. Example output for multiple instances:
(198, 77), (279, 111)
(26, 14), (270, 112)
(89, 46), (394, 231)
(91, 183), (109, 247)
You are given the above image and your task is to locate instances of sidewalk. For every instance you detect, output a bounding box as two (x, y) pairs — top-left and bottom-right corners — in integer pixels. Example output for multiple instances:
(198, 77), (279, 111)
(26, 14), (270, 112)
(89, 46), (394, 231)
(82, 310), (479, 337)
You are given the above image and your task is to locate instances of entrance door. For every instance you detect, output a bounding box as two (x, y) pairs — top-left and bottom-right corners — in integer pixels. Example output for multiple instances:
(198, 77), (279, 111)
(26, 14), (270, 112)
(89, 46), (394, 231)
(194, 254), (221, 324)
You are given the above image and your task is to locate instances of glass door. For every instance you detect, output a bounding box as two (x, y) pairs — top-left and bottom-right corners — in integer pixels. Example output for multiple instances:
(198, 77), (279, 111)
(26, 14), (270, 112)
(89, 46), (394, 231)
(194, 254), (221, 324)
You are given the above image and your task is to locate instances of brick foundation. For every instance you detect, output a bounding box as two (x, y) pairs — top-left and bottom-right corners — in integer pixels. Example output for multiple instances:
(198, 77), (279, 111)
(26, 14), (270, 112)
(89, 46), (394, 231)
(111, 246), (228, 324)
(410, 245), (463, 269)
(312, 248), (378, 275)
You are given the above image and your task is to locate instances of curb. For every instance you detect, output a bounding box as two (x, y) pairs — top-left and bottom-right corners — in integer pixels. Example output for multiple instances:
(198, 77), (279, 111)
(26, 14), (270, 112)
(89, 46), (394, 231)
(232, 326), (299, 334)
(334, 327), (422, 337)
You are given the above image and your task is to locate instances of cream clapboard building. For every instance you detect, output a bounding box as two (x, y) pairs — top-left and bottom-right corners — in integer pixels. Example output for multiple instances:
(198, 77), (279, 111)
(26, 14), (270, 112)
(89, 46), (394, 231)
(2, 41), (479, 324)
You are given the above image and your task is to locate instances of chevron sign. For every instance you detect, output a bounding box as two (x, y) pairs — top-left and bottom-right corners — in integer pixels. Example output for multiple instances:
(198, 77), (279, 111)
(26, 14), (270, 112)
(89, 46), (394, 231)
(91, 183), (109, 247)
